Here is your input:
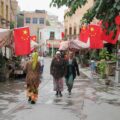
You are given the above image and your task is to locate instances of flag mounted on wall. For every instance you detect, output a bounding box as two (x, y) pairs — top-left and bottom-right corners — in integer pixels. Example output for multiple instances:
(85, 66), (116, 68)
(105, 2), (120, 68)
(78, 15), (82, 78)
(14, 27), (31, 56)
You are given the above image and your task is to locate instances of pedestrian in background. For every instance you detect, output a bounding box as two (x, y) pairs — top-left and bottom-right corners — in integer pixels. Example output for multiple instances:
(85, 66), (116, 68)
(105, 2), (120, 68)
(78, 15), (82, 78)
(90, 57), (96, 78)
(25, 51), (41, 104)
(65, 52), (80, 95)
(50, 51), (66, 97)
(38, 53), (44, 74)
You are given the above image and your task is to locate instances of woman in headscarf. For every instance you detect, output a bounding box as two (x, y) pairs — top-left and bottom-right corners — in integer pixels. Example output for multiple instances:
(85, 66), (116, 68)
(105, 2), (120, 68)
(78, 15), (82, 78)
(50, 51), (66, 97)
(65, 52), (80, 95)
(25, 51), (41, 104)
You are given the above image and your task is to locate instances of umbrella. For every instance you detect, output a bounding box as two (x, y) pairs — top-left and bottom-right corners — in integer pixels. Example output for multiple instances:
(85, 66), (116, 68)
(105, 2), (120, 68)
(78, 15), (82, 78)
(59, 41), (69, 50)
(59, 38), (90, 50)
(71, 38), (90, 49)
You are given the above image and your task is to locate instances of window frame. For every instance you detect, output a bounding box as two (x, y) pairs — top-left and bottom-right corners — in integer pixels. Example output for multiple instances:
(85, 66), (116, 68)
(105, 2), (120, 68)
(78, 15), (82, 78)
(32, 18), (38, 24)
(25, 17), (31, 24)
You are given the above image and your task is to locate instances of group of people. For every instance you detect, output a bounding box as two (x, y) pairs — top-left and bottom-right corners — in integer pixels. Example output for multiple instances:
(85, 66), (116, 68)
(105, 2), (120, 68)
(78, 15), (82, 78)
(25, 50), (80, 104)
(50, 51), (80, 97)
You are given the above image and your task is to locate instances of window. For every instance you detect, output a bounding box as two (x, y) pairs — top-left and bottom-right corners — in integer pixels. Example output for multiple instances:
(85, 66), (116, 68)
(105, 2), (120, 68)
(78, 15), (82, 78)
(6, 5), (8, 20)
(39, 18), (44, 24)
(25, 17), (31, 24)
(49, 32), (55, 40)
(74, 27), (76, 35)
(1, 2), (4, 17)
(69, 27), (72, 35)
(32, 18), (38, 24)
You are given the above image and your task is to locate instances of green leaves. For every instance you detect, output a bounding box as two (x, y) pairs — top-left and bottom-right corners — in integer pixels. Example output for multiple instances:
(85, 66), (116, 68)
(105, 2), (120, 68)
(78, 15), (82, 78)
(50, 0), (120, 34)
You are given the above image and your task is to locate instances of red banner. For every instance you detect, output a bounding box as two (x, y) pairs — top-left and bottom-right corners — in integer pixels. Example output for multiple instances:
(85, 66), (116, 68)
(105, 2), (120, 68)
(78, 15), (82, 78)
(89, 24), (103, 49)
(14, 27), (31, 56)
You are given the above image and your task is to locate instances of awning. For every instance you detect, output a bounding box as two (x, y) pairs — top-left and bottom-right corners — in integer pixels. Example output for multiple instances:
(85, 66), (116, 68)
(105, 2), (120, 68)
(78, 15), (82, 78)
(59, 38), (90, 50)
(46, 40), (62, 48)
(59, 41), (69, 50)
(70, 38), (90, 48)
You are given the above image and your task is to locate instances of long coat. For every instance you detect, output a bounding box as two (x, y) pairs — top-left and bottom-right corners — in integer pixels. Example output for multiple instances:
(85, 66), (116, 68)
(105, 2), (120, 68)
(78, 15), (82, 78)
(25, 61), (41, 88)
(50, 57), (66, 79)
(65, 58), (80, 80)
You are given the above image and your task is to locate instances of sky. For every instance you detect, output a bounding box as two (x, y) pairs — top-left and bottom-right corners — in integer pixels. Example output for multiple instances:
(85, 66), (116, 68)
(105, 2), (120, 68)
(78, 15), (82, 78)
(17, 0), (67, 22)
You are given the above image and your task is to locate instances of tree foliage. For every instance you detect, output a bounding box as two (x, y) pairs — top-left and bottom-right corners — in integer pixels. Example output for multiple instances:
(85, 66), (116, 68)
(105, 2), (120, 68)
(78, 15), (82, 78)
(50, 0), (120, 32)
(10, 21), (15, 29)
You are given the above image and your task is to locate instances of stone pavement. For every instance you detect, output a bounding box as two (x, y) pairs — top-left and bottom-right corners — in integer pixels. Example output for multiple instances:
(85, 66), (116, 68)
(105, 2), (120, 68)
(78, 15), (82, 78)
(1, 58), (120, 120)
(79, 66), (119, 86)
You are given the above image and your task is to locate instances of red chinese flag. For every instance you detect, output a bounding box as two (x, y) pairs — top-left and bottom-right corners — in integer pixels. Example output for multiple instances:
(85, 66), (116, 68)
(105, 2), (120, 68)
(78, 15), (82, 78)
(30, 35), (37, 41)
(115, 15), (120, 25)
(14, 27), (30, 56)
(89, 24), (103, 49)
(79, 25), (89, 43)
(102, 29), (119, 44)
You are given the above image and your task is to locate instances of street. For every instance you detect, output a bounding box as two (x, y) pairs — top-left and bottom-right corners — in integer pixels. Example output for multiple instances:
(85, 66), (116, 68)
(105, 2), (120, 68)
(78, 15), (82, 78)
(0, 57), (120, 120)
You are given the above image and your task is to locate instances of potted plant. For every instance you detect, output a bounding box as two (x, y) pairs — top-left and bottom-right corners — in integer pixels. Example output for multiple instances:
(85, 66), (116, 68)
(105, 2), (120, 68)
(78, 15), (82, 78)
(97, 59), (107, 79)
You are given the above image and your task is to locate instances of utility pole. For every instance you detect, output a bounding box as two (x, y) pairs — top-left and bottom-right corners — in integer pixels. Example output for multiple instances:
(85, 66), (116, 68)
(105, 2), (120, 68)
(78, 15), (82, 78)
(115, 35), (120, 83)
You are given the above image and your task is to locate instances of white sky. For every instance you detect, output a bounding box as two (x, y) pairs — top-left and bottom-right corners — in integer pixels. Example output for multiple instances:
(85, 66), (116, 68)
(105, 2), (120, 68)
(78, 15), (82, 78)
(17, 0), (67, 22)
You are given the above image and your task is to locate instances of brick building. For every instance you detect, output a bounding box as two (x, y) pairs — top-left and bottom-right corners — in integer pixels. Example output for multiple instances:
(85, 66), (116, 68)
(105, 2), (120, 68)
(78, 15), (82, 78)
(0, 0), (18, 28)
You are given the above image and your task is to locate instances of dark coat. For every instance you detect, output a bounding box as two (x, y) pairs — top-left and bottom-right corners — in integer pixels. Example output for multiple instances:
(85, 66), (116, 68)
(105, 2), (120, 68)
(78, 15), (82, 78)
(65, 58), (80, 80)
(50, 57), (66, 79)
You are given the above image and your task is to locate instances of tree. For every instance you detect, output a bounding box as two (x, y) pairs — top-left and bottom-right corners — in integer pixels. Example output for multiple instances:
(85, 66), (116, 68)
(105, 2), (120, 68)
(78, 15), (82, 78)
(10, 21), (15, 29)
(50, 0), (120, 33)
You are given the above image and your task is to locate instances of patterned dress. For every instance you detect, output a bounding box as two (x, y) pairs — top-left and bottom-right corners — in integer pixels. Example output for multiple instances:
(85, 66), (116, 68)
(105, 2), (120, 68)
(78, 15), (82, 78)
(25, 61), (41, 102)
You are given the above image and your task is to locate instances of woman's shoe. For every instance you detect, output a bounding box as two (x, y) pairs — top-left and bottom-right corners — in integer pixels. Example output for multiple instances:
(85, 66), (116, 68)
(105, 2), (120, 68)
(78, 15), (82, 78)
(31, 101), (36, 104)
(55, 91), (59, 96)
(59, 91), (63, 97)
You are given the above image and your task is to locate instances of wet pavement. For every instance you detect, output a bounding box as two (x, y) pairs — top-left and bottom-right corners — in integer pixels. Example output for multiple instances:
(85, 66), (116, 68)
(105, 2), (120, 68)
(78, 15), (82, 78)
(0, 57), (120, 120)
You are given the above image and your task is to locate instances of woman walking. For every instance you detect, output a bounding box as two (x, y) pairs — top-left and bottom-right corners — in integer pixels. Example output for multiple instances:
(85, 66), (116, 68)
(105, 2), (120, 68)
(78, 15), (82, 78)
(65, 52), (80, 95)
(50, 51), (66, 97)
(25, 51), (41, 104)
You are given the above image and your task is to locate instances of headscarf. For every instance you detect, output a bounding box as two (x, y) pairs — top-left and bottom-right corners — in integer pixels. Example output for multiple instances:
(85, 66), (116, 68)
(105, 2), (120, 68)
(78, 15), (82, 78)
(32, 51), (38, 70)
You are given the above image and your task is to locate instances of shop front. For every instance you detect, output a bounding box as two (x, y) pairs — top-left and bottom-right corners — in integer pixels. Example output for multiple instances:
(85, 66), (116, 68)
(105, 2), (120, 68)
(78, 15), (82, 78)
(46, 40), (62, 56)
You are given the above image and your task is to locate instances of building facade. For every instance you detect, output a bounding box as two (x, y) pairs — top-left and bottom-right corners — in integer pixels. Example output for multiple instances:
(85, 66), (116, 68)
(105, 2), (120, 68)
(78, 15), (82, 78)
(24, 10), (47, 39)
(0, 0), (18, 28)
(39, 26), (64, 54)
(64, 0), (95, 40)
(47, 14), (62, 27)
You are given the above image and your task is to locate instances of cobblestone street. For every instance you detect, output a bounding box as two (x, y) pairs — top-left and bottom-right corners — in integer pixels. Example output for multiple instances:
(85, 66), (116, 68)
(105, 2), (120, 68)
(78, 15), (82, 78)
(0, 58), (120, 120)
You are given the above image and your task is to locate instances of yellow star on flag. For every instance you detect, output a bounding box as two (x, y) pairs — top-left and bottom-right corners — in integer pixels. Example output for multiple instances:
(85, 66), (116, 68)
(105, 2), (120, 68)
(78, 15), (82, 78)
(90, 27), (94, 32)
(23, 30), (28, 35)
